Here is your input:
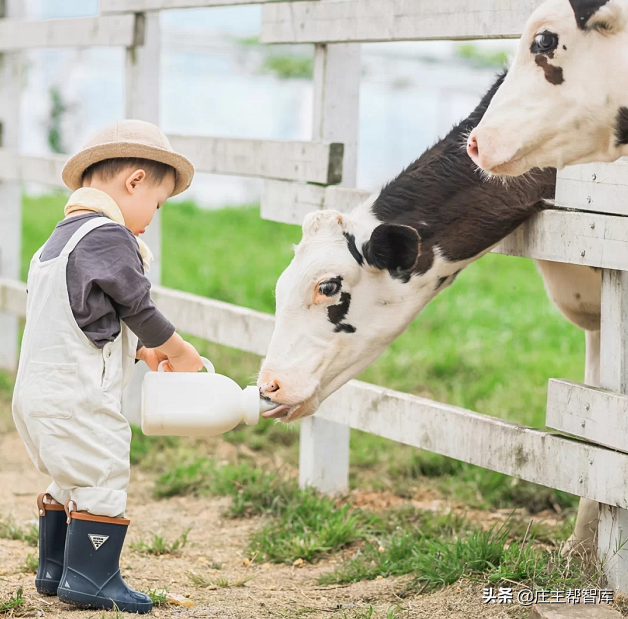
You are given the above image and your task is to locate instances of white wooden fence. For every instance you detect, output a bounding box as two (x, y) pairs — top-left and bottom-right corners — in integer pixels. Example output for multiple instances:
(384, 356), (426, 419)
(1, 0), (628, 595)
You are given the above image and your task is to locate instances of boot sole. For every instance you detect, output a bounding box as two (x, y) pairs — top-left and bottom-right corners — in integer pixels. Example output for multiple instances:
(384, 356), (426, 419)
(58, 588), (153, 614)
(35, 578), (59, 596)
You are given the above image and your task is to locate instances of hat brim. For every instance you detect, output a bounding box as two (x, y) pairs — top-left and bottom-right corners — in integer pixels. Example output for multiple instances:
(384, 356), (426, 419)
(62, 141), (194, 197)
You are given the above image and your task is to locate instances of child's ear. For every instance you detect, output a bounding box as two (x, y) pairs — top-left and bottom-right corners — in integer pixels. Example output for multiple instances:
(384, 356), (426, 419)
(126, 169), (147, 192)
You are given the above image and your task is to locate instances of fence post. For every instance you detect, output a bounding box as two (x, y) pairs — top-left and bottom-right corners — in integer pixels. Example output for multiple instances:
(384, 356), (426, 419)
(598, 269), (628, 595)
(298, 39), (361, 495)
(0, 0), (24, 372)
(121, 11), (161, 425)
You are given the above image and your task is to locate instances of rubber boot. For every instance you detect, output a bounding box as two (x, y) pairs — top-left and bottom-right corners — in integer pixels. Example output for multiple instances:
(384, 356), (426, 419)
(57, 503), (152, 614)
(35, 493), (68, 596)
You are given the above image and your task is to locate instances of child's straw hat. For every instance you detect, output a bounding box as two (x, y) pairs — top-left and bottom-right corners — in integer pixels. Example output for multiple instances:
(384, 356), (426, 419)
(62, 120), (194, 197)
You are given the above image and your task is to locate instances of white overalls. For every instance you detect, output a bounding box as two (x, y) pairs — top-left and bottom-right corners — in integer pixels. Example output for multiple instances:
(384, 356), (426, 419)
(12, 217), (138, 518)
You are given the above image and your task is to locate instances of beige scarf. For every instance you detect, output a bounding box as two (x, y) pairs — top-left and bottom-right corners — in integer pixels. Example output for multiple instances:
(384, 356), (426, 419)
(64, 187), (154, 271)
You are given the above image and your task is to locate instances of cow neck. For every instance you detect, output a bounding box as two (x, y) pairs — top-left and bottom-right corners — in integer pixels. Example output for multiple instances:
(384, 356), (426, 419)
(365, 73), (556, 279)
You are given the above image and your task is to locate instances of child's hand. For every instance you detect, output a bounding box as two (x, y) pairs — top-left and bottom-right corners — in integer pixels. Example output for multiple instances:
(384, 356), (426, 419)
(162, 341), (203, 373)
(137, 347), (169, 371)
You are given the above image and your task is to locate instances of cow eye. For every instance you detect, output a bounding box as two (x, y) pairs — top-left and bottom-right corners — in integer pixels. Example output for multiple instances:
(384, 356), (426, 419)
(531, 32), (559, 54)
(318, 279), (341, 297)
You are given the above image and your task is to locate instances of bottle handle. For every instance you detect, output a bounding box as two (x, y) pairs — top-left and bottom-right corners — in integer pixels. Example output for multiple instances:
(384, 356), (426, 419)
(158, 356), (215, 373)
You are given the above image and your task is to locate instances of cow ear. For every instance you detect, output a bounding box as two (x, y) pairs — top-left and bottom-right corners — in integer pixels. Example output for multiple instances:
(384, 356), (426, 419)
(363, 224), (420, 272)
(569, 0), (625, 32)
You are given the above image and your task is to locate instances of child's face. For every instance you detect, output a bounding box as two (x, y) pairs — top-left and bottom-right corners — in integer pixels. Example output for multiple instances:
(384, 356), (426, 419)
(115, 168), (176, 236)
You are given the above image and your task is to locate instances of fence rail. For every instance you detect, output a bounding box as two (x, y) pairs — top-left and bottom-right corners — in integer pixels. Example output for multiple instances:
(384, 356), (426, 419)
(0, 139), (344, 187)
(168, 136), (344, 184)
(0, 150), (67, 188)
(0, 15), (139, 50)
(547, 379), (628, 454)
(260, 0), (545, 44)
(101, 0), (315, 12)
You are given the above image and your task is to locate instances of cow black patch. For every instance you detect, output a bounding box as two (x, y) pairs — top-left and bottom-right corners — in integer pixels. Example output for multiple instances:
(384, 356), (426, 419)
(435, 275), (448, 290)
(614, 107), (628, 145)
(569, 0), (610, 30)
(327, 292), (356, 333)
(335, 322), (356, 334)
(434, 270), (462, 292)
(343, 232), (364, 266)
(535, 55), (564, 85)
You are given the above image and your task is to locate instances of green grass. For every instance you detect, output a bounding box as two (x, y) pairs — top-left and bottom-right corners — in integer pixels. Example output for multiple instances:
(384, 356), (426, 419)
(261, 55), (313, 79)
(146, 587), (168, 606)
(22, 553), (38, 574)
(155, 457), (375, 563)
(0, 517), (38, 547)
(455, 43), (510, 68)
(151, 455), (577, 589)
(156, 458), (593, 595)
(129, 425), (179, 467)
(154, 457), (295, 518)
(320, 516), (600, 595)
(131, 529), (190, 556)
(186, 572), (250, 588)
(249, 490), (376, 563)
(0, 589), (27, 615)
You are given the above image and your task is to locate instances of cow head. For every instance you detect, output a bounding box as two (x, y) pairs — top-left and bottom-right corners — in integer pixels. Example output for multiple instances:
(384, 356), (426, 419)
(257, 207), (433, 422)
(467, 0), (628, 175)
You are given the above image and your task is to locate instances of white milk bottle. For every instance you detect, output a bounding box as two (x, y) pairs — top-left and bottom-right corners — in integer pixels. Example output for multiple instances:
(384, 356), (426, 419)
(141, 357), (278, 437)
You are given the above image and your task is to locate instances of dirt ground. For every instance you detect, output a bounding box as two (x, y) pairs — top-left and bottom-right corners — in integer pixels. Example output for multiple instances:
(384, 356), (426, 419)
(0, 429), (533, 619)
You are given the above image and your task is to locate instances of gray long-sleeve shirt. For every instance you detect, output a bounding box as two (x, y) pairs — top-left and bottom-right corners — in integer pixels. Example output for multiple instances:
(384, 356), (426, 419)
(39, 213), (175, 350)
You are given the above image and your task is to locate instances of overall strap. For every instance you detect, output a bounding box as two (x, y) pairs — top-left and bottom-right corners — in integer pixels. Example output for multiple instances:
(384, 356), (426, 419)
(60, 216), (121, 258)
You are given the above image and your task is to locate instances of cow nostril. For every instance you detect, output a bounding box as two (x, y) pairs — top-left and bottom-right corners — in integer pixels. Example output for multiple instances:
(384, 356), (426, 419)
(261, 379), (281, 395)
(467, 135), (479, 159)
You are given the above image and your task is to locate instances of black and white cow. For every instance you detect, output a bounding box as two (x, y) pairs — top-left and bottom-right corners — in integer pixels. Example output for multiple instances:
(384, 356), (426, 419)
(258, 75), (557, 420)
(258, 74), (601, 555)
(467, 0), (628, 175)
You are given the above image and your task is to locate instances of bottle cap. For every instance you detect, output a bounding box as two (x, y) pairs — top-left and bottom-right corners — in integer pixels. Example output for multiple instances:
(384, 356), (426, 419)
(242, 386), (261, 426)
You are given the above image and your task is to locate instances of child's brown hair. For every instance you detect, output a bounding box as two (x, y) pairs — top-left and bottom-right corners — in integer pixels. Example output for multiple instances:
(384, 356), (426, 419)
(82, 157), (176, 186)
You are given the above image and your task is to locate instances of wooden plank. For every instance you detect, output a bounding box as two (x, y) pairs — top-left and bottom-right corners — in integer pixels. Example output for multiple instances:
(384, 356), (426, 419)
(260, 180), (369, 223)
(0, 150), (67, 188)
(122, 11), (162, 426)
(150, 286), (275, 356)
(168, 135), (344, 184)
(325, 185), (373, 213)
(315, 379), (628, 509)
(494, 209), (628, 270)
(0, 15), (138, 51)
(0, 0), (22, 371)
(299, 418), (350, 495)
(261, 180), (325, 224)
(600, 270), (628, 392)
(599, 506), (628, 595)
(598, 269), (628, 594)
(556, 161), (628, 217)
(546, 379), (628, 454)
(261, 0), (544, 44)
(296, 34), (361, 496)
(0, 279), (276, 356)
(101, 0), (314, 13)
(0, 278), (26, 318)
